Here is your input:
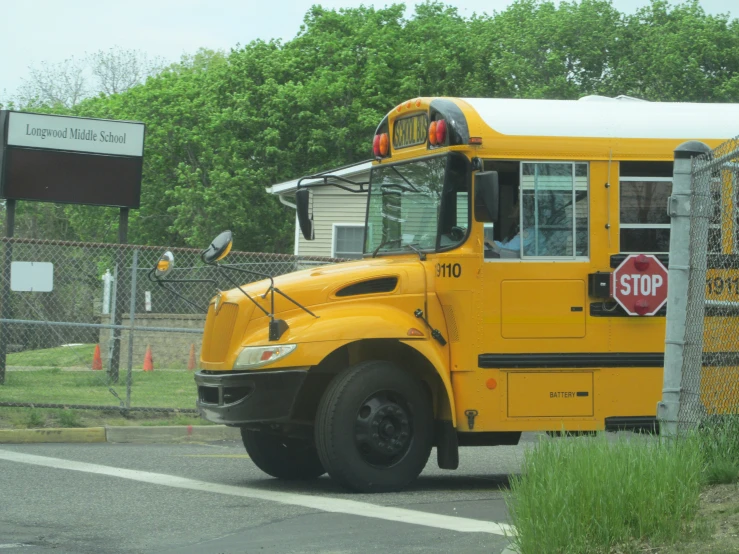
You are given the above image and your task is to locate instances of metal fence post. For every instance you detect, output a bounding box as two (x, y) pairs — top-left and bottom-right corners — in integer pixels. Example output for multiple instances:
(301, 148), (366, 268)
(0, 200), (16, 385)
(107, 263), (118, 380)
(126, 249), (139, 409)
(659, 140), (711, 437)
(109, 209), (129, 383)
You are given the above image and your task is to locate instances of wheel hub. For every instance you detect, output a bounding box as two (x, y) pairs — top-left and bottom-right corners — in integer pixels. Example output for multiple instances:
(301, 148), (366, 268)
(355, 393), (412, 466)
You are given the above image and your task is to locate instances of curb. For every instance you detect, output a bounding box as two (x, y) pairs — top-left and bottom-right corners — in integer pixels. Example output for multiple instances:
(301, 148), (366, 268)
(0, 427), (106, 444)
(0, 425), (241, 445)
(106, 425), (241, 444)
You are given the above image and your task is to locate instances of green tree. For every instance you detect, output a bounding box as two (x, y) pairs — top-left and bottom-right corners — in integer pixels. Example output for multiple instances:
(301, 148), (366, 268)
(616, 0), (739, 101)
(4, 1), (738, 251)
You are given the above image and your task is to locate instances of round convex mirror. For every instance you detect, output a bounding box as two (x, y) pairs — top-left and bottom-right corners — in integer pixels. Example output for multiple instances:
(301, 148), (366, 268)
(201, 230), (233, 264)
(155, 251), (175, 278)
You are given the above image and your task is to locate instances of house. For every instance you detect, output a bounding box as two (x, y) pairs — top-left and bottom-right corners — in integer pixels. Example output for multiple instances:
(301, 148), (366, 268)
(266, 160), (372, 259)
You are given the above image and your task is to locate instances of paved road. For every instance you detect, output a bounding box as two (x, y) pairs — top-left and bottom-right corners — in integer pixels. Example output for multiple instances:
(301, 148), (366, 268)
(0, 434), (540, 553)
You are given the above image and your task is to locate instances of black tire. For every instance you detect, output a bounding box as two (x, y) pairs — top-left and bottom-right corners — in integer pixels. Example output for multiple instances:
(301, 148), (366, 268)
(315, 360), (434, 493)
(241, 428), (325, 480)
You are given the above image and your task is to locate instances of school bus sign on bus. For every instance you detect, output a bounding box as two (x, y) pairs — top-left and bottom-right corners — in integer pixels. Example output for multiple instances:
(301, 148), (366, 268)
(153, 96), (739, 493)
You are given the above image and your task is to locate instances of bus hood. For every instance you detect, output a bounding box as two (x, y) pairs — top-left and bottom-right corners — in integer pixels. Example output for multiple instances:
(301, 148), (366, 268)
(200, 255), (433, 368)
(223, 255), (427, 318)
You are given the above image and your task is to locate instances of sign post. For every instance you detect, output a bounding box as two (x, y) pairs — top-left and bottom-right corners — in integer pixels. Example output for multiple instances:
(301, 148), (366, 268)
(0, 200), (14, 384)
(612, 254), (669, 316)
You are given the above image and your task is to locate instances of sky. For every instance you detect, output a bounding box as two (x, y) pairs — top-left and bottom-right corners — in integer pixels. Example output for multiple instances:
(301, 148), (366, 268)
(0, 0), (735, 100)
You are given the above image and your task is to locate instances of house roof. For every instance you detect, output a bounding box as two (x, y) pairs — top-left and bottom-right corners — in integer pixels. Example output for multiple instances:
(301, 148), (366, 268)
(266, 160), (373, 195)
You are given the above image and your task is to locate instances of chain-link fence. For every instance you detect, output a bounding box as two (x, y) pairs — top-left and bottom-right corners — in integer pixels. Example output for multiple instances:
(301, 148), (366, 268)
(0, 237), (344, 413)
(662, 136), (739, 434)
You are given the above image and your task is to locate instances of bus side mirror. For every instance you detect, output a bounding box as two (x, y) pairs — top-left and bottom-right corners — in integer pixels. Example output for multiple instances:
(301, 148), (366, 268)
(296, 189), (314, 240)
(474, 171), (500, 223)
(201, 230), (233, 264)
(155, 251), (175, 278)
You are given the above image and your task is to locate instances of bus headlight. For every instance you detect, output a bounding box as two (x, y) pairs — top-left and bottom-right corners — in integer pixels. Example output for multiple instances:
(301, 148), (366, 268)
(234, 344), (297, 370)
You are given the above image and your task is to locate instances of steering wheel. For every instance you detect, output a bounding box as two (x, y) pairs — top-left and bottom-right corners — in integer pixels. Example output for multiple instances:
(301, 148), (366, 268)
(449, 226), (466, 241)
(484, 240), (500, 259)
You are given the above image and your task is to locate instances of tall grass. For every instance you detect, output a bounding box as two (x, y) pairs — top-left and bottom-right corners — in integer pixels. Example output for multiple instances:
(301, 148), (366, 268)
(506, 434), (704, 554)
(56, 409), (83, 428)
(697, 415), (739, 485)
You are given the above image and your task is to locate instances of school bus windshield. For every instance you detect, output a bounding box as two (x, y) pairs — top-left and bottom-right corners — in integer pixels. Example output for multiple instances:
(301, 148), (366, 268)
(365, 152), (469, 256)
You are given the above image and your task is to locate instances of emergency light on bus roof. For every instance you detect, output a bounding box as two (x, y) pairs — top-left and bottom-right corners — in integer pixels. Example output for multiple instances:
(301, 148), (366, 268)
(428, 119), (447, 146)
(373, 132), (390, 158)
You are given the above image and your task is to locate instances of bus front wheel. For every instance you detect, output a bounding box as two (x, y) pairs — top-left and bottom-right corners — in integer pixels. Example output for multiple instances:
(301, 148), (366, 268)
(315, 360), (434, 493)
(241, 428), (326, 480)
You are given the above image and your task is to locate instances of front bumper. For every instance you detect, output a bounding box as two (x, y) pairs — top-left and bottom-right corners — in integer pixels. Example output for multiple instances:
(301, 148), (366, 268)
(194, 369), (307, 425)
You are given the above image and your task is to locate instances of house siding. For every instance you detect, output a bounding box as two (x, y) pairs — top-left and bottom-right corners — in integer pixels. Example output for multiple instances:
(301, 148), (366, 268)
(297, 186), (369, 258)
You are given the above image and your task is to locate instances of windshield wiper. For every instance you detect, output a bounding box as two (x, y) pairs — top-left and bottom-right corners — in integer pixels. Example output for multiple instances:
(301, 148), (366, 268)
(380, 183), (417, 194)
(372, 239), (426, 260)
(372, 237), (402, 258)
(389, 166), (421, 193)
(405, 243), (426, 261)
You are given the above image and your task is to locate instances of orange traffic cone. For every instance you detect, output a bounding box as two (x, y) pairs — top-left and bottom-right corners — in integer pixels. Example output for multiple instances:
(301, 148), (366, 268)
(143, 345), (154, 372)
(92, 344), (103, 370)
(187, 343), (197, 371)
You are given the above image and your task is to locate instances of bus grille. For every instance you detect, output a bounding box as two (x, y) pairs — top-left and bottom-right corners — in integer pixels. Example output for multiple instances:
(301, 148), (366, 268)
(202, 303), (239, 363)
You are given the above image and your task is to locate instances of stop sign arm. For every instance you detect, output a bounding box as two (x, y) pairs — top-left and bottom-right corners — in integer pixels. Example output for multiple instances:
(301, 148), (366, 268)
(611, 255), (669, 316)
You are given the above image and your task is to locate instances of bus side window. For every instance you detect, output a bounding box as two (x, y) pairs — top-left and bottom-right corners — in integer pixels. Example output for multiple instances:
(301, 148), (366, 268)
(619, 162), (673, 253)
(520, 162), (589, 258)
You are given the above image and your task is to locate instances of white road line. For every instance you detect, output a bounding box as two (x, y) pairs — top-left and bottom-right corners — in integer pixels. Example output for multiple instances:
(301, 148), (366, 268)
(0, 449), (512, 536)
(0, 545), (30, 549)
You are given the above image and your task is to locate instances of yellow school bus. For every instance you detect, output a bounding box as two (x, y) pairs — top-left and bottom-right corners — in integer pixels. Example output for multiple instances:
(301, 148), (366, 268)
(160, 96), (739, 493)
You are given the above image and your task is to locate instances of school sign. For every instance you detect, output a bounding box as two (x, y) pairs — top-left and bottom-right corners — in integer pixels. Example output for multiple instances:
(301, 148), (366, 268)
(0, 111), (145, 208)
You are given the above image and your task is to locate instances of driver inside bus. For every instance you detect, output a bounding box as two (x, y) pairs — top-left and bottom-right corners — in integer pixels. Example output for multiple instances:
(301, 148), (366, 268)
(484, 201), (534, 258)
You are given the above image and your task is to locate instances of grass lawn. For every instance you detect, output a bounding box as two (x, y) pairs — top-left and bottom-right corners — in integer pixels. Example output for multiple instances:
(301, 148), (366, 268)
(1, 368), (198, 409)
(0, 366), (211, 428)
(8, 344), (96, 367)
(0, 344), (207, 428)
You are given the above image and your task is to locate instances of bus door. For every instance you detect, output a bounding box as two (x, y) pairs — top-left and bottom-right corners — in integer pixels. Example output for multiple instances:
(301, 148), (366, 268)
(467, 160), (593, 429)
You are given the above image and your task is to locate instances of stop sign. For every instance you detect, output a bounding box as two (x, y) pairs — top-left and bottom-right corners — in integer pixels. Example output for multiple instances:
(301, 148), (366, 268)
(612, 254), (668, 316)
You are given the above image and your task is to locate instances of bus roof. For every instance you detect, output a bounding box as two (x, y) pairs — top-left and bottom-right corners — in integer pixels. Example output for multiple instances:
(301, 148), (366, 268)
(462, 97), (739, 141)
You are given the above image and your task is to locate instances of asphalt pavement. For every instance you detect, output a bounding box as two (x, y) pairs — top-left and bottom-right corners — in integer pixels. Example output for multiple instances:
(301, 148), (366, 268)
(0, 435), (541, 554)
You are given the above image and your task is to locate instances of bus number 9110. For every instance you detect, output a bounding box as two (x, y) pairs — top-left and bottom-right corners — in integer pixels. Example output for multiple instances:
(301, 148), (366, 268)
(706, 276), (739, 296)
(436, 263), (461, 278)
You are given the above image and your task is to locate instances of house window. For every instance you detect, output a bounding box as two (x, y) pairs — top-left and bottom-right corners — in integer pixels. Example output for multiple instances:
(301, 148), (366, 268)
(619, 162), (673, 253)
(333, 225), (364, 259)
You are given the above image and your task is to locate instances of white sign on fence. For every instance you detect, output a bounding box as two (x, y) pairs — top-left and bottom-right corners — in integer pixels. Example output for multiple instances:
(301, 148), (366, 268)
(10, 261), (53, 292)
(102, 270), (113, 314)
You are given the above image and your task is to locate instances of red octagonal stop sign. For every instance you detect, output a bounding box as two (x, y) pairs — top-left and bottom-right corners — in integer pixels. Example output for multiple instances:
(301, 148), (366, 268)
(612, 254), (668, 316)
